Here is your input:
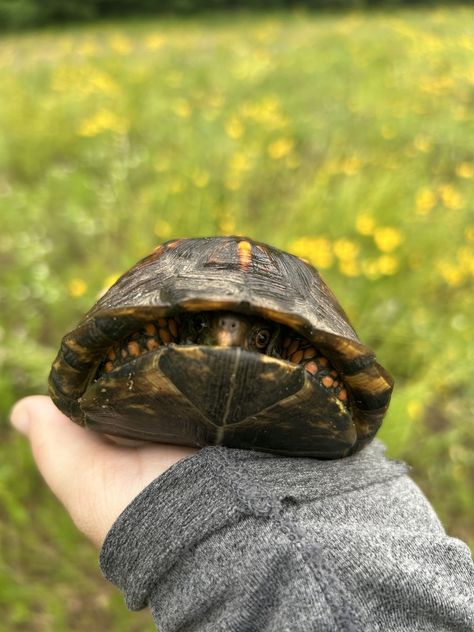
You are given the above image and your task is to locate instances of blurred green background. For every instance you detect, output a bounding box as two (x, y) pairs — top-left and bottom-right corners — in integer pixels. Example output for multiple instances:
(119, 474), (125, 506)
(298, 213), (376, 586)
(1, 4), (473, 631)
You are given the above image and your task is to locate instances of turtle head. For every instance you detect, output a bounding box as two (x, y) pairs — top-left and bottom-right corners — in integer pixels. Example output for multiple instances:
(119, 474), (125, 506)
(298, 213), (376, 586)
(191, 311), (279, 353)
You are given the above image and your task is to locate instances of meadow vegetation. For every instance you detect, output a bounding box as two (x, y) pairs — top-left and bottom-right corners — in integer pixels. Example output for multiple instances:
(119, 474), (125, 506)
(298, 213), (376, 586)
(0, 6), (473, 630)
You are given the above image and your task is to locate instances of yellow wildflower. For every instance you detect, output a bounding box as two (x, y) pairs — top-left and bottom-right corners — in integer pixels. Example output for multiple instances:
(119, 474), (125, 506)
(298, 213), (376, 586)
(169, 178), (184, 194)
(109, 33), (132, 55)
(407, 401), (423, 420)
(438, 184), (464, 210)
(355, 214), (375, 236)
(465, 226), (474, 242)
(339, 259), (360, 277)
(68, 278), (87, 297)
(457, 247), (474, 276)
(373, 227), (403, 253)
(78, 109), (128, 136)
(154, 220), (172, 238)
(267, 138), (294, 160)
(455, 162), (474, 179)
(226, 117), (244, 139)
(377, 255), (399, 276)
(230, 152), (252, 173)
(341, 155), (362, 176)
(145, 34), (165, 50)
(289, 237), (333, 269)
(333, 238), (359, 261)
(414, 135), (432, 153)
(77, 39), (98, 57)
(218, 216), (236, 235)
(415, 187), (436, 215)
(437, 261), (464, 287)
(173, 99), (192, 119)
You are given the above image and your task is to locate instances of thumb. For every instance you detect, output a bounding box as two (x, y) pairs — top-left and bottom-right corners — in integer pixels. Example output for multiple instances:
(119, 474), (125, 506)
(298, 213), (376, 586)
(10, 395), (128, 544)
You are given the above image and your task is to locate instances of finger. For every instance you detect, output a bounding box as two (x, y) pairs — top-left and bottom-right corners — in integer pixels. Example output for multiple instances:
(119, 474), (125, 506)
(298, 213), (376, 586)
(10, 395), (119, 504)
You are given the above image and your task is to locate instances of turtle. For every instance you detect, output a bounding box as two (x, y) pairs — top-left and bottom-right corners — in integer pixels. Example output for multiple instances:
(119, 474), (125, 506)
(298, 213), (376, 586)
(48, 236), (393, 458)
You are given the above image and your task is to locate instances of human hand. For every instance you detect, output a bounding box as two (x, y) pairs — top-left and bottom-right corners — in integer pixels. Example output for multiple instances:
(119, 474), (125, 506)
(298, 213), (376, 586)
(10, 396), (197, 548)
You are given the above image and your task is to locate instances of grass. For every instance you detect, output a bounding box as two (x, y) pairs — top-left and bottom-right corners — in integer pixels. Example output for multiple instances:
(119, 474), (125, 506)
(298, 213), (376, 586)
(1, 6), (474, 630)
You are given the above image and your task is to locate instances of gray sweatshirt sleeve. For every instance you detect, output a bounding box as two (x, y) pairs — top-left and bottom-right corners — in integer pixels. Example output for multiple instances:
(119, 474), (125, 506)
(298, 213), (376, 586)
(100, 441), (474, 632)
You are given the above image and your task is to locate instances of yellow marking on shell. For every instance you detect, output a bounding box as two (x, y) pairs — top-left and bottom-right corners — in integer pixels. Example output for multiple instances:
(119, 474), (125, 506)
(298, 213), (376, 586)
(166, 239), (181, 250)
(344, 372), (392, 394)
(237, 240), (252, 271)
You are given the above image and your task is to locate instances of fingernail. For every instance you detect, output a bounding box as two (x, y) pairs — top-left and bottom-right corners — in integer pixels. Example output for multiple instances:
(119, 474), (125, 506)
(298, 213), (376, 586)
(10, 402), (31, 435)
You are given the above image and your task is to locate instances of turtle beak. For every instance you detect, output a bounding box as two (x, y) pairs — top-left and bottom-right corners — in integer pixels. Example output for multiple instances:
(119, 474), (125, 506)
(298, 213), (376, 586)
(213, 314), (249, 348)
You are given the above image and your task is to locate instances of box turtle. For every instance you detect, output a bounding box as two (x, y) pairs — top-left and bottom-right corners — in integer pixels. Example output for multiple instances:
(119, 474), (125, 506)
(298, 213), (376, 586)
(49, 236), (393, 458)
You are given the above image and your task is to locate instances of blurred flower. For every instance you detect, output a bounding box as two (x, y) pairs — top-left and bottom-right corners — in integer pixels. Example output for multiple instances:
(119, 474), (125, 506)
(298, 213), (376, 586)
(267, 137), (294, 160)
(173, 99), (192, 119)
(377, 255), (399, 275)
(416, 187), (436, 215)
(333, 238), (359, 261)
(154, 220), (172, 238)
(145, 34), (165, 50)
(355, 214), (375, 236)
(373, 226), (403, 253)
(407, 401), (423, 420)
(289, 237), (333, 269)
(226, 116), (244, 139)
(437, 260), (464, 287)
(341, 155), (362, 176)
(339, 259), (360, 277)
(456, 162), (474, 179)
(109, 33), (133, 55)
(68, 278), (87, 297)
(414, 135), (432, 153)
(438, 184), (464, 210)
(52, 66), (120, 97)
(218, 216), (236, 235)
(78, 109), (128, 136)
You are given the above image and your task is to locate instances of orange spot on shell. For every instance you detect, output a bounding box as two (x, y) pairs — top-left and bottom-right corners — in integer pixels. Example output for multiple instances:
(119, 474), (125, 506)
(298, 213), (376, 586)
(303, 347), (317, 360)
(107, 350), (116, 361)
(159, 328), (172, 344)
(127, 341), (141, 357)
(104, 361), (114, 373)
(290, 349), (304, 364)
(322, 376), (334, 388)
(145, 323), (157, 336)
(237, 240), (252, 271)
(304, 361), (318, 375)
(146, 338), (159, 351)
(338, 389), (348, 402)
(158, 317), (168, 327)
(318, 356), (329, 367)
(287, 339), (300, 356)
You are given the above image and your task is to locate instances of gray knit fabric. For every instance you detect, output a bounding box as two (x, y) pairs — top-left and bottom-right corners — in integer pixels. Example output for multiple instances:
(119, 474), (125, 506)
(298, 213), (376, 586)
(100, 441), (474, 631)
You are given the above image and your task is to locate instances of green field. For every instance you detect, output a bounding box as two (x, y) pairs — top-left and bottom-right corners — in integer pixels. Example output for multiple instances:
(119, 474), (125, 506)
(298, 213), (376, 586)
(1, 6), (474, 630)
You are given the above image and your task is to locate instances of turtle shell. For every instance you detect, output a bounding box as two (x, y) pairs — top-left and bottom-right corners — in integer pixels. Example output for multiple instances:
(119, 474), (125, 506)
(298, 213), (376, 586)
(49, 236), (393, 458)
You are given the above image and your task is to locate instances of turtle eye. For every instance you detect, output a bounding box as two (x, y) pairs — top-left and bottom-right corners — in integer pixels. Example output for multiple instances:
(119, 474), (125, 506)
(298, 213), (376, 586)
(254, 328), (271, 350)
(194, 315), (207, 332)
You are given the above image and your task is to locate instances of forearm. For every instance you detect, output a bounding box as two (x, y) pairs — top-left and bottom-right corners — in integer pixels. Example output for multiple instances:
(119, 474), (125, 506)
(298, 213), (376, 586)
(100, 443), (474, 632)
